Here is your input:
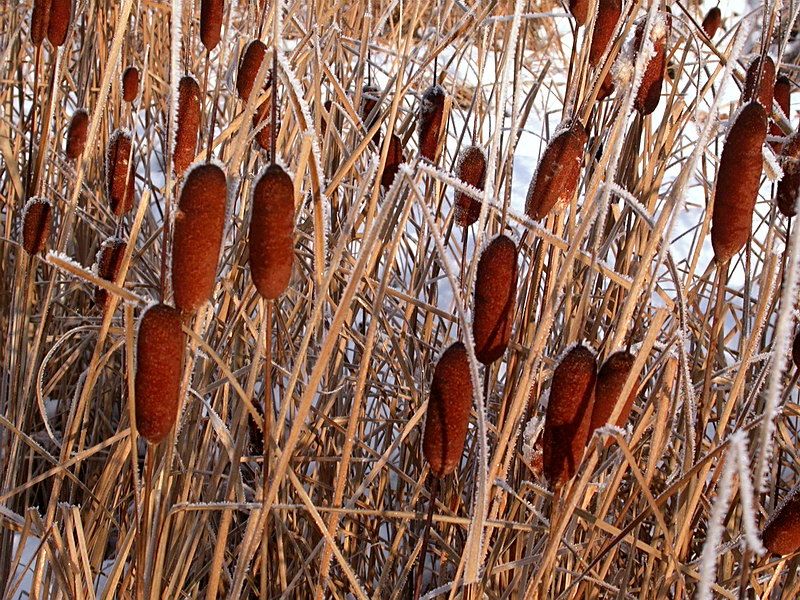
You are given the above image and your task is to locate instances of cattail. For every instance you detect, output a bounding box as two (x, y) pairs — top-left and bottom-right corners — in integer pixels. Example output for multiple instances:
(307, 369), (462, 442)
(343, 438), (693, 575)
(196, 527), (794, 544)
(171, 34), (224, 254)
(418, 85), (446, 163)
(777, 131), (800, 218)
(702, 7), (722, 39)
(472, 235), (518, 365)
(771, 75), (791, 152)
(381, 134), (405, 189)
(361, 85), (380, 127)
(172, 164), (228, 313)
(321, 99), (333, 138)
(237, 40), (267, 101)
(743, 56), (776, 110)
(711, 102), (767, 264)
(173, 76), (201, 177)
(65, 109), (88, 161)
(94, 237), (127, 310)
(21, 198), (52, 255)
(633, 15), (670, 115)
(248, 164), (295, 299)
(200, 0), (224, 52)
(542, 345), (597, 490)
(588, 351), (639, 439)
(793, 330), (800, 370)
(453, 145), (486, 227)
(253, 97), (273, 151)
(762, 486), (800, 555)
(31, 0), (51, 47)
(569, 0), (588, 26)
(121, 66), (140, 104)
(588, 0), (622, 71)
(47, 0), (71, 47)
(134, 303), (184, 444)
(423, 342), (474, 479)
(106, 129), (136, 216)
(525, 120), (588, 221)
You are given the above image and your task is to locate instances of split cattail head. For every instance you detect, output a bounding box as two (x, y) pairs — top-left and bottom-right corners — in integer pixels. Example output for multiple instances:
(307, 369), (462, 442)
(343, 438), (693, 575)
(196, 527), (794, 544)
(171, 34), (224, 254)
(525, 119), (588, 221)
(134, 303), (184, 444)
(31, 0), (51, 47)
(172, 164), (228, 313)
(237, 40), (267, 101)
(65, 109), (88, 161)
(248, 164), (295, 300)
(200, 0), (224, 52)
(711, 102), (767, 264)
(173, 75), (201, 177)
(762, 485), (800, 555)
(777, 131), (800, 217)
(542, 344), (597, 490)
(569, 0), (588, 26)
(21, 198), (52, 255)
(588, 351), (639, 441)
(121, 66), (140, 104)
(94, 237), (127, 310)
(633, 14), (670, 115)
(423, 342), (474, 479)
(381, 134), (405, 189)
(472, 235), (518, 365)
(106, 129), (136, 216)
(453, 145), (487, 227)
(418, 84), (446, 163)
(743, 56), (776, 110)
(702, 7), (722, 39)
(47, 0), (71, 47)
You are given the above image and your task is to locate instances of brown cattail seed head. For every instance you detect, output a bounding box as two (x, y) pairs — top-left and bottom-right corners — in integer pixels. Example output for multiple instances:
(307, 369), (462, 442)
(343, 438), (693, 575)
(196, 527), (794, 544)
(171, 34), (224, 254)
(381, 134), (405, 189)
(711, 102), (767, 264)
(135, 303), (184, 444)
(21, 198), (52, 255)
(525, 120), (588, 221)
(94, 237), (127, 310)
(174, 76), (201, 177)
(588, 351), (639, 440)
(569, 0), (588, 26)
(248, 164), (295, 299)
(472, 235), (518, 365)
(31, 0), (52, 47)
(121, 66), (140, 104)
(47, 0), (71, 47)
(423, 342), (474, 479)
(106, 129), (136, 216)
(542, 345), (597, 490)
(65, 109), (88, 161)
(771, 76), (792, 152)
(743, 56), (776, 109)
(252, 77), (274, 151)
(172, 164), (228, 312)
(777, 131), (800, 217)
(418, 85), (446, 163)
(200, 0), (224, 52)
(454, 145), (487, 227)
(793, 330), (800, 370)
(762, 486), (800, 555)
(633, 15), (670, 115)
(237, 40), (267, 101)
(702, 7), (722, 39)
(588, 0), (622, 70)
(362, 85), (381, 145)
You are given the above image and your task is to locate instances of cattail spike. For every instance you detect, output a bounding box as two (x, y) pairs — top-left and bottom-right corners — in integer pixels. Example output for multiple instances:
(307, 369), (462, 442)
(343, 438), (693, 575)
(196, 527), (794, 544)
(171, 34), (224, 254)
(65, 109), (88, 161)
(588, 0), (622, 101)
(174, 76), (201, 177)
(771, 75), (791, 152)
(588, 351), (639, 440)
(106, 129), (136, 216)
(21, 198), (52, 255)
(381, 134), (405, 189)
(743, 56), (776, 109)
(777, 131), (800, 218)
(569, 0), (588, 26)
(702, 7), (722, 39)
(762, 486), (800, 555)
(237, 40), (267, 101)
(47, 0), (71, 47)
(418, 85), (446, 163)
(633, 14), (670, 115)
(122, 66), (140, 104)
(200, 0), (224, 52)
(94, 237), (127, 310)
(31, 0), (52, 47)
(453, 145), (487, 227)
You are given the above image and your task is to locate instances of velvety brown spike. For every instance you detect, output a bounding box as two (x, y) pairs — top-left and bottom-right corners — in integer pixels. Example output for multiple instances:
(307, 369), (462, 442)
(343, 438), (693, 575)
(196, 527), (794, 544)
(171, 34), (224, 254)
(633, 15), (670, 115)
(793, 330), (800, 370)
(237, 40), (267, 100)
(453, 145), (486, 227)
(588, 0), (622, 70)
(743, 56), (776, 110)
(771, 76), (791, 152)
(569, 0), (588, 26)
(542, 345), (597, 490)
(200, 0), (224, 52)
(65, 109), (88, 161)
(588, 351), (639, 439)
(418, 85), (446, 163)
(472, 235), (518, 365)
(94, 237), (127, 310)
(174, 76), (201, 176)
(362, 85), (381, 144)
(248, 164), (294, 299)
(597, 74), (615, 101)
(525, 120), (588, 221)
(423, 342), (473, 479)
(711, 102), (767, 264)
(122, 66), (140, 104)
(106, 129), (136, 216)
(134, 303), (184, 444)
(31, 0), (52, 47)
(702, 7), (721, 39)
(47, 0), (71, 47)
(21, 198), (52, 255)
(381, 134), (405, 189)
(172, 164), (227, 312)
(253, 97), (273, 151)
(762, 486), (800, 555)
(777, 131), (800, 217)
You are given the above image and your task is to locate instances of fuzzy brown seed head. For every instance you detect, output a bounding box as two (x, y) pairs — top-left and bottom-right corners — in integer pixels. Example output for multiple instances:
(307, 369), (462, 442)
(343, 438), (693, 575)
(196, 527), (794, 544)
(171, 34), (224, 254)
(174, 76), (201, 177)
(122, 66), (140, 104)
(361, 85), (381, 145)
(106, 130), (136, 216)
(569, 0), (588, 26)
(702, 7), (721, 39)
(135, 303), (184, 444)
(423, 342), (473, 479)
(200, 0), (224, 52)
(65, 109), (88, 161)
(321, 99), (333, 138)
(172, 164), (227, 312)
(252, 81), (274, 151)
(418, 85), (446, 163)
(237, 40), (267, 101)
(454, 145), (487, 227)
(743, 56), (776, 110)
(47, 0), (71, 47)
(525, 120), (588, 221)
(248, 164), (295, 299)
(472, 235), (518, 365)
(21, 198), (52, 255)
(94, 237), (127, 310)
(793, 330), (800, 370)
(711, 102), (767, 264)
(762, 486), (800, 555)
(777, 131), (800, 217)
(31, 0), (52, 47)
(771, 76), (792, 152)
(542, 345), (597, 490)
(588, 0), (622, 69)
(633, 16), (670, 115)
(588, 351), (639, 440)
(381, 134), (405, 189)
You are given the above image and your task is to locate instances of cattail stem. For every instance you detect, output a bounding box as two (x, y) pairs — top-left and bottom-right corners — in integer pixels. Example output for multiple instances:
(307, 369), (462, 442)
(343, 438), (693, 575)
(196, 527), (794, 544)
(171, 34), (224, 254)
(413, 475), (439, 600)
(271, 46), (278, 163)
(260, 299), (273, 596)
(24, 45), (42, 200)
(138, 444), (155, 600)
(699, 265), (727, 454)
